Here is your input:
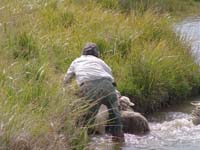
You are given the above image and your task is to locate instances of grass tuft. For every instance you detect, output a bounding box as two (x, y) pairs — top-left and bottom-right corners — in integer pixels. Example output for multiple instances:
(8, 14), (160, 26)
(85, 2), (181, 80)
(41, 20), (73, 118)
(13, 32), (38, 60)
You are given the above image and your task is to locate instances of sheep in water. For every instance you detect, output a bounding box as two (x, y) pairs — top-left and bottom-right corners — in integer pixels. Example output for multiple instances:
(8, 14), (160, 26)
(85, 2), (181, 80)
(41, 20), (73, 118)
(191, 101), (200, 125)
(95, 96), (150, 135)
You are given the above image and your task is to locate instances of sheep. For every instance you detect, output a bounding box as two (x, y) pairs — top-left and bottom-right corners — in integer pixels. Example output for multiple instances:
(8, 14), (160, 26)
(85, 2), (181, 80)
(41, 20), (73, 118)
(94, 96), (150, 135)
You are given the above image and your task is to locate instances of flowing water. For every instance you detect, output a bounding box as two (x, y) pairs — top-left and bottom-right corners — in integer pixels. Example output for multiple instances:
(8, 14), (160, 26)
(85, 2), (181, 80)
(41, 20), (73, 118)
(90, 17), (200, 150)
(176, 16), (200, 63)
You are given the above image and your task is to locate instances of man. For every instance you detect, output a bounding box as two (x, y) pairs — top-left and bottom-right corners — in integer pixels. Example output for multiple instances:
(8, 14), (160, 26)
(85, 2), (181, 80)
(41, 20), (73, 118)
(63, 42), (124, 141)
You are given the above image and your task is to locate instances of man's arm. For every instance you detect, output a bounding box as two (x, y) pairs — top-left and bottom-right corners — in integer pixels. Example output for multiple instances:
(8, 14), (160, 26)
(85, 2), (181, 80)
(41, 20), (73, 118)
(63, 72), (75, 86)
(63, 61), (75, 87)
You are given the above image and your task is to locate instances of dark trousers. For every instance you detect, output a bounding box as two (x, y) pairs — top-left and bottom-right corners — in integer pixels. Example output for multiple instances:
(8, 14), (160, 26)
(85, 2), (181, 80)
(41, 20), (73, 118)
(79, 78), (123, 137)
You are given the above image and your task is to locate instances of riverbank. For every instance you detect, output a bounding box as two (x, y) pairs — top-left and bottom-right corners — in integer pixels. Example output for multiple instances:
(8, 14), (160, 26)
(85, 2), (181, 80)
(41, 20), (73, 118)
(96, 0), (200, 18)
(1, 0), (200, 149)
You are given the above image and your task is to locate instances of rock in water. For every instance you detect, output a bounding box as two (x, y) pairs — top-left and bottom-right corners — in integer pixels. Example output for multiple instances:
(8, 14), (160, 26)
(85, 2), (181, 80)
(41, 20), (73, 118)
(192, 106), (200, 125)
(191, 101), (200, 125)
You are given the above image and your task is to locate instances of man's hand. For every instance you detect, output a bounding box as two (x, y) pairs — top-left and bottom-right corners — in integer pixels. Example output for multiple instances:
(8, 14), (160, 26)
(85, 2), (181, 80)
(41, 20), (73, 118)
(119, 96), (134, 111)
(63, 73), (74, 85)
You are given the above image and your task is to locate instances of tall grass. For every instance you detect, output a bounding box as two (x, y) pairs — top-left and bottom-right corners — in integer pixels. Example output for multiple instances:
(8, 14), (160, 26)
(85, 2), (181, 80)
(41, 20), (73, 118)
(96, 0), (200, 17)
(1, 0), (200, 149)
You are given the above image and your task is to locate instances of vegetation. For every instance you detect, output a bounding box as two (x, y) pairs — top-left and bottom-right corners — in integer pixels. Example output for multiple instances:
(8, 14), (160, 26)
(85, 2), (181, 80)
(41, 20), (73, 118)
(1, 0), (200, 149)
(96, 0), (200, 17)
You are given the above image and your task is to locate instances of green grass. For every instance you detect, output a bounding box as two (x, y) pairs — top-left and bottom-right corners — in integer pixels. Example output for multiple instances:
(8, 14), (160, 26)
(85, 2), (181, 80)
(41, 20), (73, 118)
(95, 0), (200, 17)
(1, 0), (200, 149)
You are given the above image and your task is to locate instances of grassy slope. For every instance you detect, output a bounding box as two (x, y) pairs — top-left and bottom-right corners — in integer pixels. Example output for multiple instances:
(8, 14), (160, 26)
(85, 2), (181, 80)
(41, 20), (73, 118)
(1, 0), (200, 149)
(97, 0), (200, 17)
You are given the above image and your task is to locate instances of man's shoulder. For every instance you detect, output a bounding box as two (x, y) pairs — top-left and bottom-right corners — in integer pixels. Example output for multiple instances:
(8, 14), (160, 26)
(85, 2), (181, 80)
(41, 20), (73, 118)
(79, 55), (101, 61)
(73, 56), (83, 62)
(73, 55), (105, 64)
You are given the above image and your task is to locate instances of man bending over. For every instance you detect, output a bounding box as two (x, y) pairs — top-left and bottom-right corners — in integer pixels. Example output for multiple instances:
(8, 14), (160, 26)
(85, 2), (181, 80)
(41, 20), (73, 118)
(63, 42), (124, 141)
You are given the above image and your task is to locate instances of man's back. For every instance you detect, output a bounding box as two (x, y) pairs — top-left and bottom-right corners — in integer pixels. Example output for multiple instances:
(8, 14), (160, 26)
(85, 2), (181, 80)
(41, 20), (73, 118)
(67, 55), (114, 85)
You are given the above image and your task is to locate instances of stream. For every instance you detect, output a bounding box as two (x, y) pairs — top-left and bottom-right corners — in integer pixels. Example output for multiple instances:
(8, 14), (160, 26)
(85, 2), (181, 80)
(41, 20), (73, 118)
(89, 17), (200, 150)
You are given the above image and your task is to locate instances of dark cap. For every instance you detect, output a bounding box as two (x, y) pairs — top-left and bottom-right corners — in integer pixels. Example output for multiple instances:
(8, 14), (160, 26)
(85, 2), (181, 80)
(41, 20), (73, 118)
(82, 42), (100, 57)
